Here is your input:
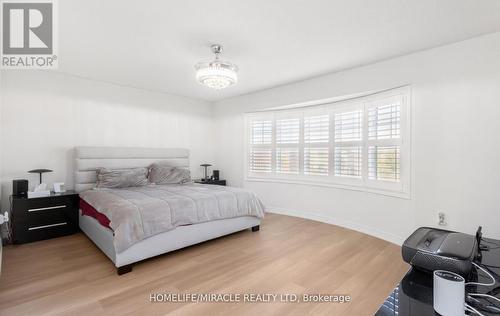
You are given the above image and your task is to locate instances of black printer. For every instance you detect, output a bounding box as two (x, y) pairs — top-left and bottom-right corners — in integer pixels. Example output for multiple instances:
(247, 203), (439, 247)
(402, 227), (481, 276)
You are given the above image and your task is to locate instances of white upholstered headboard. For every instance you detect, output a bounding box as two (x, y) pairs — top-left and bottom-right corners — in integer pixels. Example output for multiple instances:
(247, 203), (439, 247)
(74, 147), (189, 192)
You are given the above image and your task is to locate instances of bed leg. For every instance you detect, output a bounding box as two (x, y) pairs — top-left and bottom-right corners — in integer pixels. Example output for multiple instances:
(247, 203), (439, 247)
(251, 225), (260, 232)
(117, 264), (133, 275)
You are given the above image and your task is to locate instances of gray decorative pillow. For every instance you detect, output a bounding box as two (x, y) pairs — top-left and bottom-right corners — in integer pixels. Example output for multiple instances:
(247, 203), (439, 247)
(95, 167), (149, 188)
(148, 164), (192, 184)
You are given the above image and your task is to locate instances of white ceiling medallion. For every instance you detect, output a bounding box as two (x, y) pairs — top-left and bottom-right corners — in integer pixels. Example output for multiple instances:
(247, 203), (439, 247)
(195, 44), (238, 90)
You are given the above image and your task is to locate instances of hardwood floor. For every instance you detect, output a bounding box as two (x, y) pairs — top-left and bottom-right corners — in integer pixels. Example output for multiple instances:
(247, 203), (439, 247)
(0, 213), (408, 316)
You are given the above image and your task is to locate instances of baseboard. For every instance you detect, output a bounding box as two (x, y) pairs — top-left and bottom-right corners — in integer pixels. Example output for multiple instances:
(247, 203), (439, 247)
(266, 206), (405, 245)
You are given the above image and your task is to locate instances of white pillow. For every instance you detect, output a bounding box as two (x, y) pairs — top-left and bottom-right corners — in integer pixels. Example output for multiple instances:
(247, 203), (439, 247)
(95, 167), (149, 188)
(148, 164), (191, 184)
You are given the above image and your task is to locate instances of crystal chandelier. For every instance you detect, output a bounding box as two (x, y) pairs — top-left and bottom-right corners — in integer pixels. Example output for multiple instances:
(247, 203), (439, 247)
(195, 44), (238, 90)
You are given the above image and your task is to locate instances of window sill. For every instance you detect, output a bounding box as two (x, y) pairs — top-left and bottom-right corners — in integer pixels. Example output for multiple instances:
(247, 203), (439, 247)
(245, 176), (412, 199)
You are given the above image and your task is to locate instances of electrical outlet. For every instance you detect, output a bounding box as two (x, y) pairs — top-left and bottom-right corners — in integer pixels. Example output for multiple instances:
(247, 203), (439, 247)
(438, 211), (446, 226)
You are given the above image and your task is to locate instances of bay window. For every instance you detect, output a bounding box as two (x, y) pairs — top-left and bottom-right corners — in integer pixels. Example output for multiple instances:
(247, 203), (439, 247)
(246, 87), (411, 197)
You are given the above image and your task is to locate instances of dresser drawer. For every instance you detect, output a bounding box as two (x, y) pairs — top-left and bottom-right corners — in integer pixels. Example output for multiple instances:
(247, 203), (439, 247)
(14, 208), (70, 227)
(12, 196), (77, 220)
(13, 221), (76, 244)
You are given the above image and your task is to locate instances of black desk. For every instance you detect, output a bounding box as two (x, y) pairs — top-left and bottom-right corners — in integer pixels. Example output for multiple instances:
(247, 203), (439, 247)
(376, 238), (500, 316)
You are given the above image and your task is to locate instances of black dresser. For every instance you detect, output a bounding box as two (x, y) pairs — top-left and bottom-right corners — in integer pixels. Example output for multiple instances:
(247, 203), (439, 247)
(11, 191), (79, 244)
(194, 179), (227, 186)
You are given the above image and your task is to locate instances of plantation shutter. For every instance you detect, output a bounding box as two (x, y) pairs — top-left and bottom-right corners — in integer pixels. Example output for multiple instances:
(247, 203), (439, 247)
(304, 115), (329, 175)
(276, 118), (300, 174)
(334, 146), (362, 178)
(251, 120), (272, 144)
(304, 115), (329, 143)
(276, 118), (299, 144)
(276, 148), (299, 174)
(249, 119), (272, 173)
(249, 148), (272, 173)
(368, 146), (400, 181)
(334, 109), (362, 142)
(368, 103), (400, 140)
(334, 109), (363, 178)
(367, 98), (402, 182)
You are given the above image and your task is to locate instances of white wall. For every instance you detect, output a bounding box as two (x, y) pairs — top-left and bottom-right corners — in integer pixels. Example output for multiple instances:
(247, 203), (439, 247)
(0, 71), (3, 206)
(0, 72), (4, 245)
(214, 32), (500, 244)
(0, 71), (216, 212)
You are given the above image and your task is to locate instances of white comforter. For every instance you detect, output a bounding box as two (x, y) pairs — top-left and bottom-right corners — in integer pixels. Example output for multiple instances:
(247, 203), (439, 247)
(80, 184), (265, 252)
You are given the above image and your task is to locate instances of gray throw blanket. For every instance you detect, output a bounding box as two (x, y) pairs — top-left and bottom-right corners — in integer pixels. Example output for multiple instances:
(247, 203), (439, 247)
(80, 184), (265, 253)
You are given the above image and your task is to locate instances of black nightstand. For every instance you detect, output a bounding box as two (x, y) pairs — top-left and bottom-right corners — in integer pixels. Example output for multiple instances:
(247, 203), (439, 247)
(195, 179), (227, 186)
(11, 191), (79, 244)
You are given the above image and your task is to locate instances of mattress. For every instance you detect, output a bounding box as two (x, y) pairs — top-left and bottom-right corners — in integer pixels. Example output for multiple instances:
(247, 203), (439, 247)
(79, 183), (265, 252)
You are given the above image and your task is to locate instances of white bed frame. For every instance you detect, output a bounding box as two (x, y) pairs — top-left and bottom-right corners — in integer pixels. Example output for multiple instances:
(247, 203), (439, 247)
(75, 147), (260, 274)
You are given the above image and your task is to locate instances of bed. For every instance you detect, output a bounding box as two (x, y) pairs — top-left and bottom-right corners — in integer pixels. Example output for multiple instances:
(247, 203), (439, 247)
(75, 147), (263, 274)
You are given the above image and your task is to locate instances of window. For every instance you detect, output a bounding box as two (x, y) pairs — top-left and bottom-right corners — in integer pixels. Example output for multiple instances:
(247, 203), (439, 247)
(368, 146), (400, 181)
(246, 87), (411, 197)
(249, 120), (272, 173)
(366, 97), (403, 184)
(276, 118), (300, 174)
(334, 146), (362, 178)
(304, 115), (329, 176)
(334, 109), (363, 178)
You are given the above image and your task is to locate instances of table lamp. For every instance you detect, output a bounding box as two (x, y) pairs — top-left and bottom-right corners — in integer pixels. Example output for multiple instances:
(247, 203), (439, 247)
(28, 169), (53, 184)
(200, 164), (212, 181)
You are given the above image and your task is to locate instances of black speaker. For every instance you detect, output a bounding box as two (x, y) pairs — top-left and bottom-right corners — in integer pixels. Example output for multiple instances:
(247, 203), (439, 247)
(13, 179), (28, 196)
(212, 170), (220, 180)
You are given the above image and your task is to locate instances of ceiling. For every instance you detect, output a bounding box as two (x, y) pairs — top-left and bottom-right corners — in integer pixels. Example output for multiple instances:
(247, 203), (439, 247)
(59, 0), (500, 101)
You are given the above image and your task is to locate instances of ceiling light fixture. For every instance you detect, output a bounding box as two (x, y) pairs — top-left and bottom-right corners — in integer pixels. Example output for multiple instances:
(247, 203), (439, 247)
(195, 44), (238, 90)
